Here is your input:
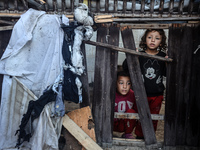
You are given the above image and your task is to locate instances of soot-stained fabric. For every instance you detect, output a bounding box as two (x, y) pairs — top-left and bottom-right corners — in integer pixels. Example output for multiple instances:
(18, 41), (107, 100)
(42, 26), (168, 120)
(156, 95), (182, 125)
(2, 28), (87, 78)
(15, 21), (84, 148)
(15, 89), (57, 147)
(61, 22), (81, 103)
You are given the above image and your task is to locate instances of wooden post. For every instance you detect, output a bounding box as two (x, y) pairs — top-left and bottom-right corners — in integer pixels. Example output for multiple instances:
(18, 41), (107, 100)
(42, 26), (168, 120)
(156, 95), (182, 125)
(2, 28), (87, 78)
(121, 27), (158, 148)
(164, 24), (200, 148)
(92, 24), (119, 148)
(0, 30), (12, 104)
(80, 43), (90, 108)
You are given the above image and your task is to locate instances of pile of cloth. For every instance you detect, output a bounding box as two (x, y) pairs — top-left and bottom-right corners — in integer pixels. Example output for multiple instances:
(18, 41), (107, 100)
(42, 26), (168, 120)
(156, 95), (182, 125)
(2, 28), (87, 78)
(0, 3), (93, 150)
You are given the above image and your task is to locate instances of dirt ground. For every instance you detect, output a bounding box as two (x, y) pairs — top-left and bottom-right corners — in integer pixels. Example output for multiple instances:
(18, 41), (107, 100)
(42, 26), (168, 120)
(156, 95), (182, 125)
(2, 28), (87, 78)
(155, 100), (165, 141)
(132, 100), (165, 141)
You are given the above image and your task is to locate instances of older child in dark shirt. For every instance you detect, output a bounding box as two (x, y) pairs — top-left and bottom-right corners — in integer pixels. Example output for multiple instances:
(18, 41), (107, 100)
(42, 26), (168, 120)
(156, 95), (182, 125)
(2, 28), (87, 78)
(123, 29), (167, 139)
(113, 71), (137, 139)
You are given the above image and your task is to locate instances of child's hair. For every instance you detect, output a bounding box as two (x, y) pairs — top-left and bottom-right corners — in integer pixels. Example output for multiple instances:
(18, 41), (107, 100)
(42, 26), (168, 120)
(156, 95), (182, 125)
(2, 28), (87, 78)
(117, 71), (130, 79)
(139, 29), (167, 52)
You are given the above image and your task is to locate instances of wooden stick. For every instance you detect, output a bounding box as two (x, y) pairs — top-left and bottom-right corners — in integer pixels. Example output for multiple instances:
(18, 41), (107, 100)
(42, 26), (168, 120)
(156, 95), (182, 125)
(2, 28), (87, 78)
(113, 17), (200, 22)
(94, 15), (113, 19)
(0, 13), (22, 18)
(0, 20), (14, 25)
(120, 24), (170, 29)
(0, 26), (13, 31)
(63, 115), (103, 150)
(95, 19), (113, 23)
(38, 0), (46, 4)
(114, 112), (164, 120)
(85, 40), (173, 62)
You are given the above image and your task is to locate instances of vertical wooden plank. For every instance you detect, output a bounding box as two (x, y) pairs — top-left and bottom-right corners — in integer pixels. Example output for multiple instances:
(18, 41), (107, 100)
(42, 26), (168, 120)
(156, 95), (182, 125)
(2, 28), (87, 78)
(121, 27), (157, 147)
(141, 0), (145, 13)
(105, 23), (119, 143)
(123, 0), (127, 14)
(164, 24), (198, 147)
(61, 0), (65, 12)
(14, 0), (18, 10)
(186, 24), (200, 147)
(164, 24), (181, 147)
(96, 0), (100, 13)
(93, 25), (107, 146)
(178, 0), (184, 15)
(188, 0), (194, 15)
(105, 0), (108, 13)
(159, 0), (164, 14)
(150, 0), (155, 14)
(0, 30), (12, 104)
(92, 24), (119, 148)
(174, 25), (193, 145)
(80, 43), (90, 108)
(114, 0), (117, 12)
(131, 0), (136, 13)
(168, 0), (174, 15)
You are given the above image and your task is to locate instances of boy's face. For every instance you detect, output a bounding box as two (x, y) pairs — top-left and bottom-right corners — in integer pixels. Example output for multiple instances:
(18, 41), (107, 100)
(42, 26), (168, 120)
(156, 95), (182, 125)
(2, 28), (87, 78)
(117, 76), (131, 96)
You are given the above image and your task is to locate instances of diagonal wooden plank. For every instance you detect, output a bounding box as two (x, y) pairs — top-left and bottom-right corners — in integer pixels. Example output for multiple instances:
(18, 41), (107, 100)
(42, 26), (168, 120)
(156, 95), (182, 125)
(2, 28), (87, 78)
(63, 114), (103, 150)
(121, 26), (157, 147)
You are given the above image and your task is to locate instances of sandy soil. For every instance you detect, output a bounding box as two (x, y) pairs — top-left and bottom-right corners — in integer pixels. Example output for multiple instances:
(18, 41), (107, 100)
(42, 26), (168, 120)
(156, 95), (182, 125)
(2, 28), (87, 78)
(155, 100), (165, 141)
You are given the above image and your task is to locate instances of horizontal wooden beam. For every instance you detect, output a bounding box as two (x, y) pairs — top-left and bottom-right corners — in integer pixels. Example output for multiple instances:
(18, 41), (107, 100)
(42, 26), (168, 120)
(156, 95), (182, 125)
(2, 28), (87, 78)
(85, 40), (173, 62)
(113, 17), (200, 22)
(0, 26), (13, 31)
(120, 24), (170, 29)
(114, 112), (164, 120)
(113, 138), (163, 148)
(0, 12), (22, 18)
(98, 13), (200, 18)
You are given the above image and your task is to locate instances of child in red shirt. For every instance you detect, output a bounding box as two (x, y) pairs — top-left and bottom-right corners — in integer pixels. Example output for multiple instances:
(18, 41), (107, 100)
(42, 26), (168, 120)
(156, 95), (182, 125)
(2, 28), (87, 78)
(113, 71), (137, 139)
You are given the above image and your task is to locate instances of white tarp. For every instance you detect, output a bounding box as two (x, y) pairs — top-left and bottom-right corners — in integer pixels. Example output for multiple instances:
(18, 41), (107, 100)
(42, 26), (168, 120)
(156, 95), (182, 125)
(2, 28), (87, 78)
(0, 76), (63, 150)
(0, 8), (64, 97)
(0, 8), (66, 150)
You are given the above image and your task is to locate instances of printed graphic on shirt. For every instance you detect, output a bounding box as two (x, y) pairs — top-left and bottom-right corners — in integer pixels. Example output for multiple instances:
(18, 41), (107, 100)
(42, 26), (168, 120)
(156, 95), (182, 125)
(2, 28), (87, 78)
(156, 75), (162, 84)
(127, 101), (133, 109)
(116, 101), (133, 113)
(143, 59), (160, 80)
(145, 67), (156, 79)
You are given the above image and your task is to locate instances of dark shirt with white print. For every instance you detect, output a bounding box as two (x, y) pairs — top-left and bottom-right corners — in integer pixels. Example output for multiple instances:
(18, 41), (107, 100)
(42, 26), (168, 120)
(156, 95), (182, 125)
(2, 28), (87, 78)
(122, 50), (166, 97)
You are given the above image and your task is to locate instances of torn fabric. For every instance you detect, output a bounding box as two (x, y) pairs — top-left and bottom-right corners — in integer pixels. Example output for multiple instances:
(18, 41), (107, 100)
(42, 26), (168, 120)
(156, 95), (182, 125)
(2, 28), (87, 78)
(0, 8), (64, 150)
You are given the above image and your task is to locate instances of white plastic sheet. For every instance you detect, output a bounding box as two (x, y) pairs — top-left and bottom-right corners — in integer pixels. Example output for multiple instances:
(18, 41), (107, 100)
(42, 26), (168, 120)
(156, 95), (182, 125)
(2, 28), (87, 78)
(0, 8), (66, 150)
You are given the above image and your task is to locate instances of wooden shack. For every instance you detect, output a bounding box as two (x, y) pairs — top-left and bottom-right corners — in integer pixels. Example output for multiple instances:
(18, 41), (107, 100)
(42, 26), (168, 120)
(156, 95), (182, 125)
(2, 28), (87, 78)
(0, 0), (200, 150)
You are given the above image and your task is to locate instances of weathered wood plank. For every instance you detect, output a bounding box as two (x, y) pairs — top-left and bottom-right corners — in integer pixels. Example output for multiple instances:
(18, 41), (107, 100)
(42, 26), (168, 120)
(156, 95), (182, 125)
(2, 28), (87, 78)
(164, 24), (200, 147)
(141, 0), (145, 13)
(0, 26), (13, 31)
(114, 112), (164, 120)
(113, 138), (163, 148)
(63, 115), (102, 150)
(92, 24), (119, 148)
(80, 43), (90, 108)
(165, 24), (183, 146)
(85, 40), (172, 62)
(123, 0), (127, 13)
(67, 106), (96, 142)
(159, 0), (164, 14)
(121, 26), (157, 147)
(0, 30), (12, 103)
(185, 24), (200, 146)
(113, 17), (200, 22)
